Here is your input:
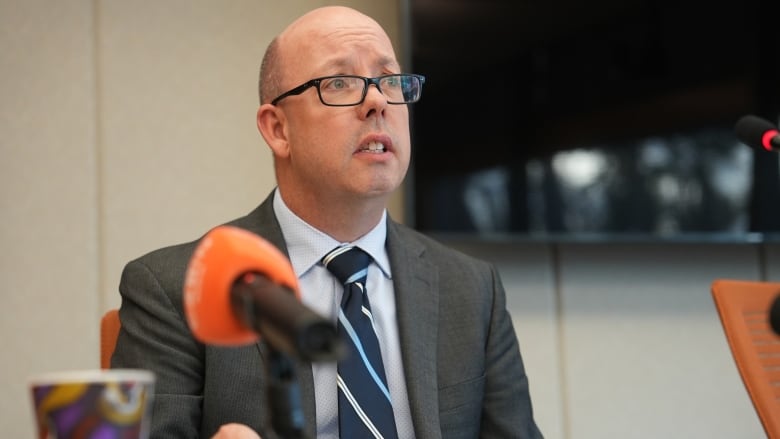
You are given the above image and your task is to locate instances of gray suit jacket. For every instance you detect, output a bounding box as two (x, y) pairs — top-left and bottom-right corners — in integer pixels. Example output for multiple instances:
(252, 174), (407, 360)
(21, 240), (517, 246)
(113, 192), (542, 438)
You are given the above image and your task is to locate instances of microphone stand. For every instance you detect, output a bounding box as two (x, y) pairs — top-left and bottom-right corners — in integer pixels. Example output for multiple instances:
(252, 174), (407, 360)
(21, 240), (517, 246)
(233, 274), (342, 438)
(263, 345), (309, 439)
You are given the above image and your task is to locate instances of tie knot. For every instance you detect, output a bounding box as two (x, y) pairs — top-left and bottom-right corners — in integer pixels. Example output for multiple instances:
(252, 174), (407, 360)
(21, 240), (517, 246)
(322, 245), (371, 284)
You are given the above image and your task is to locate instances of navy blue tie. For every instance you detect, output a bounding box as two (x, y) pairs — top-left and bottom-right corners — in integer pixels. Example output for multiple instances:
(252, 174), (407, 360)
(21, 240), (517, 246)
(322, 246), (399, 439)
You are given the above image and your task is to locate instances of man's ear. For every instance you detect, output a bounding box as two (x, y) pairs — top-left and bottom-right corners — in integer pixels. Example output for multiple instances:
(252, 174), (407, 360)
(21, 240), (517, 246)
(256, 104), (290, 158)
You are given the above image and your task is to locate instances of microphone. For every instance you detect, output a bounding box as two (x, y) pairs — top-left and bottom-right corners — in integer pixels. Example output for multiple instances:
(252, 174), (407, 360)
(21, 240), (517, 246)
(734, 114), (780, 152)
(183, 225), (341, 362)
(770, 293), (780, 336)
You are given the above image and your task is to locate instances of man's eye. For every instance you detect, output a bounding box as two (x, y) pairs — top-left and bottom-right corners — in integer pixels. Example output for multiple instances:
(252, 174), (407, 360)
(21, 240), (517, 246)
(323, 78), (353, 91)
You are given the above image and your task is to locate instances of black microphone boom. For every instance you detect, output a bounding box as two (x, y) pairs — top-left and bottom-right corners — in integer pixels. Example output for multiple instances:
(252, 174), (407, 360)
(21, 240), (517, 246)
(231, 273), (342, 362)
(734, 114), (780, 152)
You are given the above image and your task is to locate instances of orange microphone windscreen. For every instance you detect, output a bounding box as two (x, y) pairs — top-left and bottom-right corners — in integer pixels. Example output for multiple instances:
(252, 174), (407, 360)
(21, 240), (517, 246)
(183, 225), (299, 345)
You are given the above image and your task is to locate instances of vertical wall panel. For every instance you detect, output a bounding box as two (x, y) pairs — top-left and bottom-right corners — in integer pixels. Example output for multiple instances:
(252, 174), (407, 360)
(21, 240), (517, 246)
(558, 243), (763, 439)
(0, 1), (98, 437)
(97, 0), (288, 308)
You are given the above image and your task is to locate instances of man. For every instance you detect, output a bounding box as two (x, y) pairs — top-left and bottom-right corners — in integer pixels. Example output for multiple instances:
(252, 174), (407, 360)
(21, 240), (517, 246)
(113, 6), (542, 439)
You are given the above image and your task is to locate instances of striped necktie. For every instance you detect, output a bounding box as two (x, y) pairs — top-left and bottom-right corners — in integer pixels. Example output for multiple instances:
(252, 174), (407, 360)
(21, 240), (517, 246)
(322, 245), (399, 439)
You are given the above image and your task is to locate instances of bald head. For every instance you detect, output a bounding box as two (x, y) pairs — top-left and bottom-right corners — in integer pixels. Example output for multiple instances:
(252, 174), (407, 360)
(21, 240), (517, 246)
(282, 6), (386, 39)
(258, 6), (397, 104)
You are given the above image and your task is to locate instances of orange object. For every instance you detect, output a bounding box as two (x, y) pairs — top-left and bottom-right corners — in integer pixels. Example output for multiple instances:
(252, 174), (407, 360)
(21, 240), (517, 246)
(100, 309), (121, 369)
(711, 278), (780, 438)
(183, 225), (300, 346)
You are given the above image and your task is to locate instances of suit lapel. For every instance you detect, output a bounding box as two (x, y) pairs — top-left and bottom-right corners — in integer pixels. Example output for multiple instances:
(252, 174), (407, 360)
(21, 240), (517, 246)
(387, 222), (441, 439)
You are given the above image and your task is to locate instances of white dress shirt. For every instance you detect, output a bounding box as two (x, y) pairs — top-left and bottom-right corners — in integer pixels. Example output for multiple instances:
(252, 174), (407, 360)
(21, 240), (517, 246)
(272, 188), (415, 438)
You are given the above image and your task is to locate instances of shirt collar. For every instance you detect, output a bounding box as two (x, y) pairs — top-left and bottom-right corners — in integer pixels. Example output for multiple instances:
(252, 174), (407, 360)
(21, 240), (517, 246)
(272, 188), (391, 279)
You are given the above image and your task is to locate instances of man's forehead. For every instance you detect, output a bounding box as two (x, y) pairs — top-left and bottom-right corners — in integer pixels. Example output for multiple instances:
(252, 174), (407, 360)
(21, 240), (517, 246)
(316, 55), (400, 72)
(279, 34), (398, 75)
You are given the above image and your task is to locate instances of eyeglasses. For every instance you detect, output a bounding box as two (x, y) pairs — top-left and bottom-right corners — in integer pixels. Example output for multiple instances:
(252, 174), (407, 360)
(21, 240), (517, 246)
(270, 74), (426, 107)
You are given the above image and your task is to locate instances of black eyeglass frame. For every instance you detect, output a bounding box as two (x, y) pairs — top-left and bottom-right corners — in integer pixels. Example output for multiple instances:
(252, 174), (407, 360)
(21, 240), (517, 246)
(270, 74), (426, 106)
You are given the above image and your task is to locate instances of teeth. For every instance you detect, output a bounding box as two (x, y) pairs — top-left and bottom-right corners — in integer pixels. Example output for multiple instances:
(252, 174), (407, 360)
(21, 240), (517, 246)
(361, 141), (386, 153)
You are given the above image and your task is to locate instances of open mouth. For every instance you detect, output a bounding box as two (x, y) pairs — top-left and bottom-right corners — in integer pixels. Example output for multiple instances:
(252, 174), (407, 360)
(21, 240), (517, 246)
(359, 141), (387, 153)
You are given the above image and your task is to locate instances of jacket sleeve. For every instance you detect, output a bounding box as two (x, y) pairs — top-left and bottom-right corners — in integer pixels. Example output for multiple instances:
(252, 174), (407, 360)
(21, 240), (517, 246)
(112, 254), (205, 439)
(479, 264), (543, 438)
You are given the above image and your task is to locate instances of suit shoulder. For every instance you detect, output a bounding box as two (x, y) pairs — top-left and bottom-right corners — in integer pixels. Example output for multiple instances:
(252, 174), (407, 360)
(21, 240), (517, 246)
(124, 198), (275, 275)
(391, 222), (492, 269)
(122, 237), (201, 283)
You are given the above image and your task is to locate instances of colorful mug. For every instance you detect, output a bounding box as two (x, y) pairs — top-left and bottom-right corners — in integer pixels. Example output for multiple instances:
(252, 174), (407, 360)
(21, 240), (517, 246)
(30, 369), (154, 439)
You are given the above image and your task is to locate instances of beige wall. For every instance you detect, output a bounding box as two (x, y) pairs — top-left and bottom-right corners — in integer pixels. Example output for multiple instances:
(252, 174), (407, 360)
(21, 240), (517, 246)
(2, 1), (779, 438)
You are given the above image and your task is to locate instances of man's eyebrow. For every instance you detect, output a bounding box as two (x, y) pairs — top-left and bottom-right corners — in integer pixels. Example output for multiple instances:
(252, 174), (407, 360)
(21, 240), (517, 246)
(378, 55), (402, 70)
